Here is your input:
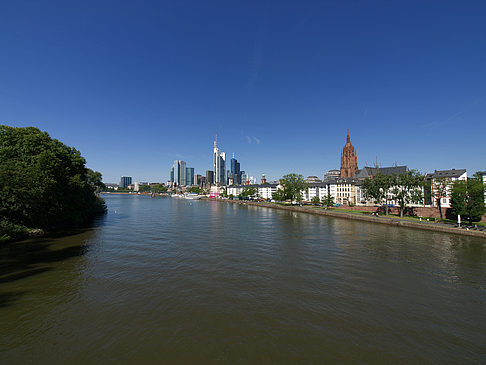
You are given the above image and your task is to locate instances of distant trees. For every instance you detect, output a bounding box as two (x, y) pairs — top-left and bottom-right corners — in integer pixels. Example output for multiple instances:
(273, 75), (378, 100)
(279, 173), (308, 204)
(272, 189), (286, 202)
(361, 170), (424, 217)
(391, 170), (425, 217)
(239, 186), (257, 199)
(361, 173), (393, 215)
(321, 194), (335, 208)
(0, 125), (106, 237)
(187, 186), (202, 194)
(451, 175), (485, 225)
(311, 196), (321, 205)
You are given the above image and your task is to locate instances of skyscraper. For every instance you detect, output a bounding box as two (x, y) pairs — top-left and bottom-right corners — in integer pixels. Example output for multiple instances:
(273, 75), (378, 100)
(213, 138), (226, 185)
(230, 153), (241, 185)
(186, 167), (194, 186)
(206, 170), (214, 185)
(340, 130), (358, 178)
(171, 160), (187, 186)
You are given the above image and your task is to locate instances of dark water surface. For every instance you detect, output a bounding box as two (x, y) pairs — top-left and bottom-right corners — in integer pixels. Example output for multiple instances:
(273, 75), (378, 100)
(1, 195), (486, 364)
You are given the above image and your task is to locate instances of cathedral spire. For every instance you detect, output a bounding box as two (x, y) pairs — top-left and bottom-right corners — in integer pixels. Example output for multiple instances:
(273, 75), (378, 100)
(340, 130), (358, 178)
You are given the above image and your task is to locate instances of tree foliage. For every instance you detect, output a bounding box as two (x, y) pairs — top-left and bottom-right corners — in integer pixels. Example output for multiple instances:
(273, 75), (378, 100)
(272, 189), (286, 202)
(361, 173), (393, 215)
(390, 171), (425, 217)
(311, 196), (321, 205)
(187, 186), (202, 194)
(0, 125), (106, 231)
(321, 194), (335, 208)
(240, 186), (257, 198)
(279, 173), (307, 204)
(450, 176), (485, 225)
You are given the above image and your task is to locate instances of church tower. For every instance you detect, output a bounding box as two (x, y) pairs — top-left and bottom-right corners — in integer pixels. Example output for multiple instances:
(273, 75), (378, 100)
(340, 130), (358, 178)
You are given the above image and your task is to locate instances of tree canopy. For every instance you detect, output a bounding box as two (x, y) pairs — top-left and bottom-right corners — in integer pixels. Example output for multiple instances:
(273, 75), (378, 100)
(279, 173), (307, 204)
(0, 125), (106, 232)
(451, 176), (485, 225)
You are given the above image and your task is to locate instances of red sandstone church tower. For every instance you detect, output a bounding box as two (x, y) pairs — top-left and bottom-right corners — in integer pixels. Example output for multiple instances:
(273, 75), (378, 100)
(340, 130), (358, 178)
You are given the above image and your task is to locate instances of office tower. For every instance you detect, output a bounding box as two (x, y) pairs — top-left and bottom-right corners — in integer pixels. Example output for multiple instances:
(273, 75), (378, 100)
(213, 138), (226, 185)
(241, 171), (249, 185)
(120, 176), (132, 188)
(230, 153), (241, 185)
(186, 167), (195, 186)
(206, 170), (214, 185)
(171, 160), (187, 186)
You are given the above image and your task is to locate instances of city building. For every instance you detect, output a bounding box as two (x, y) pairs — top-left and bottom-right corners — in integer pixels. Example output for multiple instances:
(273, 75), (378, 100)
(425, 169), (467, 208)
(305, 176), (322, 184)
(186, 167), (195, 186)
(170, 160), (187, 186)
(340, 130), (358, 178)
(230, 153), (241, 185)
(206, 170), (214, 185)
(261, 174), (267, 184)
(120, 176), (132, 188)
(226, 184), (280, 200)
(479, 171), (486, 203)
(324, 169), (340, 181)
(241, 171), (249, 185)
(213, 138), (226, 185)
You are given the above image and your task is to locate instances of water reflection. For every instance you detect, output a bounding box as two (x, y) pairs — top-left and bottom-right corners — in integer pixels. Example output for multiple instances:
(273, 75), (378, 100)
(2, 196), (486, 364)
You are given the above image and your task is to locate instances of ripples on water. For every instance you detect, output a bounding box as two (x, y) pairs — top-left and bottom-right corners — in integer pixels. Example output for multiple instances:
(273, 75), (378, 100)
(1, 195), (486, 364)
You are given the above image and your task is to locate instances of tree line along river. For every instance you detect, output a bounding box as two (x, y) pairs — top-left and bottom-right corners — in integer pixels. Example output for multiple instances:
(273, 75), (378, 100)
(1, 194), (485, 364)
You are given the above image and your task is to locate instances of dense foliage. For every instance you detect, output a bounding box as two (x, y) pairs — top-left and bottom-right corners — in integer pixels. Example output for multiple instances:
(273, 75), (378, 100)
(361, 171), (424, 217)
(0, 125), (106, 237)
(450, 175), (485, 225)
(279, 173), (308, 204)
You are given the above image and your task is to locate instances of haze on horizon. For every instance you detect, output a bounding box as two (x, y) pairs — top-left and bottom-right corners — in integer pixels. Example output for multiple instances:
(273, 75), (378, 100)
(1, 1), (485, 183)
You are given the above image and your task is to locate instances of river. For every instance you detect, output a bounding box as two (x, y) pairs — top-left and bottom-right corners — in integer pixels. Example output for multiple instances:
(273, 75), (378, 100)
(1, 194), (486, 364)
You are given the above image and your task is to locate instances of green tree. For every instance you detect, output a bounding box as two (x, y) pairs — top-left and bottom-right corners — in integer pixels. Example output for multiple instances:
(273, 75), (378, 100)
(138, 184), (151, 192)
(0, 125), (106, 231)
(361, 173), (393, 215)
(311, 196), (321, 205)
(321, 194), (335, 208)
(151, 184), (168, 193)
(240, 186), (257, 198)
(451, 176), (485, 225)
(431, 177), (450, 221)
(187, 186), (202, 194)
(280, 173), (308, 205)
(272, 189), (286, 202)
(390, 170), (425, 217)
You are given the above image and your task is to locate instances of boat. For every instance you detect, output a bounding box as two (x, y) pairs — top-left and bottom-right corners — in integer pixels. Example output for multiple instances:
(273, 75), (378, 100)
(184, 193), (201, 200)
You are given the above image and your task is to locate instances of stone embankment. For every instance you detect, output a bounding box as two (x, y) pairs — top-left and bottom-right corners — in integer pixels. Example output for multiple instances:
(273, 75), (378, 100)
(215, 200), (486, 239)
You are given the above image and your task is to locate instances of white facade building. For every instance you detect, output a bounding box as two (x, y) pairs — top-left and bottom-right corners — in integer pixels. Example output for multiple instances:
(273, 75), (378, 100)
(426, 169), (467, 208)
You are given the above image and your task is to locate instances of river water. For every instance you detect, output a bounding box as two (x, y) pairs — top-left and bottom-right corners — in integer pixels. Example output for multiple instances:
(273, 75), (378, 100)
(1, 195), (486, 364)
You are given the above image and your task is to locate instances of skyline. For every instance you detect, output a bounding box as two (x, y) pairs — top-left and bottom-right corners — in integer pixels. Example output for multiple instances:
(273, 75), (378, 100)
(1, 1), (485, 182)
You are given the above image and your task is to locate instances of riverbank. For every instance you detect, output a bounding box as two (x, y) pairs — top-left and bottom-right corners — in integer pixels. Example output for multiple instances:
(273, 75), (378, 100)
(215, 199), (486, 239)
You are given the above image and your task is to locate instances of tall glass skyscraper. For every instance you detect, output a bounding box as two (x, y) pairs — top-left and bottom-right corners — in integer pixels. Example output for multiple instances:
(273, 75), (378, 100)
(230, 153), (241, 185)
(213, 138), (226, 185)
(170, 160), (186, 186)
(186, 167), (194, 186)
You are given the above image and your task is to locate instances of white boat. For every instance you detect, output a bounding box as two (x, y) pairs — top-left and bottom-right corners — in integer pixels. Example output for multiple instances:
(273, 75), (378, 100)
(184, 193), (201, 200)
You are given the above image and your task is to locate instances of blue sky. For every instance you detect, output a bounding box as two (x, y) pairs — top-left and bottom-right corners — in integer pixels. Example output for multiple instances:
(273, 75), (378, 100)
(1, 0), (485, 183)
